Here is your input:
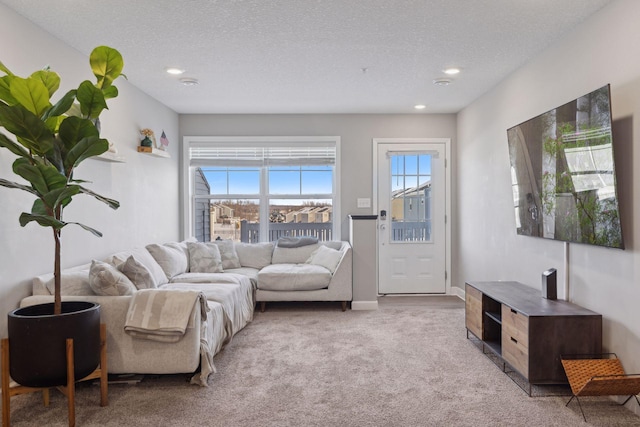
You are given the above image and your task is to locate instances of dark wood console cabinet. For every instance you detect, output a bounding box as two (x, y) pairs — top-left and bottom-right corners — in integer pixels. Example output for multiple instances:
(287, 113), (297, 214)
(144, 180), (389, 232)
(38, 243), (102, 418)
(465, 281), (602, 384)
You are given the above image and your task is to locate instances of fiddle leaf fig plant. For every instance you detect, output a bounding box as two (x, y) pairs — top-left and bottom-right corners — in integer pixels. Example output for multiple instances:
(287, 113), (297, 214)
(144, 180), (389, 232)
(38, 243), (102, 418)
(0, 46), (124, 315)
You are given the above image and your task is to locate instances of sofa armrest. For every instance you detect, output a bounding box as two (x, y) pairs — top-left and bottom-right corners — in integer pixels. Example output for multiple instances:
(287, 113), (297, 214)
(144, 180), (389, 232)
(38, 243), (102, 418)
(326, 242), (353, 300)
(20, 295), (202, 375)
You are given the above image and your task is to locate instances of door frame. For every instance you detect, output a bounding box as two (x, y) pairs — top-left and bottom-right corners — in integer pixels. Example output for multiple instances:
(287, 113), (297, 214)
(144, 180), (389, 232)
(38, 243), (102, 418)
(372, 138), (452, 296)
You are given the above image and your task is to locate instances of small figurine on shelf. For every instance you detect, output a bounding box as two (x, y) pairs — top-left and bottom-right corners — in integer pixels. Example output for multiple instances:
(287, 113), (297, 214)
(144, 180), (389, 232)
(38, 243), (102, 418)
(140, 128), (155, 147)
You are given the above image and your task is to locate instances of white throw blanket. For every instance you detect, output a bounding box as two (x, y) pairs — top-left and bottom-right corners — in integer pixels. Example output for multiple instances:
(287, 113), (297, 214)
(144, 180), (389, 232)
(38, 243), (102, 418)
(125, 288), (209, 342)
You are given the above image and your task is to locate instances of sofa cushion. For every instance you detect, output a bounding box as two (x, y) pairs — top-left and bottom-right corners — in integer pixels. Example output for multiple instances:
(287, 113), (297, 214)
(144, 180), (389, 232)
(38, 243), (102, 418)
(188, 242), (224, 273)
(234, 242), (274, 269)
(271, 243), (320, 265)
(146, 243), (188, 280)
(107, 247), (168, 286)
(224, 267), (260, 288)
(211, 240), (241, 269)
(306, 245), (342, 274)
(119, 256), (158, 289)
(257, 263), (331, 291)
(89, 260), (137, 296)
(35, 263), (95, 296)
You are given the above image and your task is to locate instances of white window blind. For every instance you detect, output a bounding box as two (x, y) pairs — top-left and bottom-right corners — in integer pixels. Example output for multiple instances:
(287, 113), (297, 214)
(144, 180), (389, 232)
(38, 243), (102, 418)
(190, 143), (336, 167)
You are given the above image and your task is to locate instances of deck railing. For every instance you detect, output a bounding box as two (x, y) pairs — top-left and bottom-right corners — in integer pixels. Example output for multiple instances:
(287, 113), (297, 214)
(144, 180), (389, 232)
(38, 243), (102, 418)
(240, 220), (332, 243)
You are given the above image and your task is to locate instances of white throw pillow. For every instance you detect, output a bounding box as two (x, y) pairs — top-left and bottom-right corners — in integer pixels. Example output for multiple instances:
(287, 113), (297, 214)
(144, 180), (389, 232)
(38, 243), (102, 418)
(40, 266), (95, 296)
(119, 256), (157, 289)
(234, 242), (274, 269)
(306, 245), (342, 274)
(89, 260), (136, 296)
(211, 239), (241, 269)
(146, 243), (188, 279)
(188, 242), (224, 273)
(272, 243), (320, 264)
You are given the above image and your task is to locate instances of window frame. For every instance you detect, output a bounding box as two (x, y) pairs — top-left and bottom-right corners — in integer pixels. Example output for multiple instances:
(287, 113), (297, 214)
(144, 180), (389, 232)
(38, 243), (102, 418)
(182, 136), (341, 242)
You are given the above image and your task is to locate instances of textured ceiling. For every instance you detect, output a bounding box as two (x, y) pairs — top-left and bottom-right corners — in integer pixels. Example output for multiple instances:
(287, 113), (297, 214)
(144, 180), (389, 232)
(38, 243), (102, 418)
(1, 0), (614, 114)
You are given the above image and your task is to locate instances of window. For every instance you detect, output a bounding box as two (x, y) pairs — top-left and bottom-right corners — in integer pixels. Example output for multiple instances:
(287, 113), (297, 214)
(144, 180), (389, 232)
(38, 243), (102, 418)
(183, 136), (340, 243)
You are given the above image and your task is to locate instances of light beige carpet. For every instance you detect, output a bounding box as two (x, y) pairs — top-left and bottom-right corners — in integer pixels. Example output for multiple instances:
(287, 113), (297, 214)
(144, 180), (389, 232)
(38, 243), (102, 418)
(6, 297), (640, 426)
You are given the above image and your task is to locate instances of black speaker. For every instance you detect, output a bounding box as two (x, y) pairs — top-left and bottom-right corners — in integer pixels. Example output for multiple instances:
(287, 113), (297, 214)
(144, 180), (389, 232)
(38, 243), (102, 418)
(542, 268), (557, 300)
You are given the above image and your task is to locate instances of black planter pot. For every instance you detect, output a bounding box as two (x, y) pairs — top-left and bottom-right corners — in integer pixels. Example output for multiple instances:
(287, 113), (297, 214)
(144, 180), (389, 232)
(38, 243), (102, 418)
(7, 301), (101, 388)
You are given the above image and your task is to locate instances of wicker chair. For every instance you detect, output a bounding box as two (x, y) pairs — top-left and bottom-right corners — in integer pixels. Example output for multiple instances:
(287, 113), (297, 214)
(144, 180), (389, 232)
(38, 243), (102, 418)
(561, 353), (640, 422)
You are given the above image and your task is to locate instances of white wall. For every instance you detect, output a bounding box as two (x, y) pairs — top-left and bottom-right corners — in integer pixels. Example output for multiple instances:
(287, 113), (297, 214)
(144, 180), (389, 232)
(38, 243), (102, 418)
(179, 114), (457, 239)
(457, 0), (640, 384)
(0, 4), (181, 338)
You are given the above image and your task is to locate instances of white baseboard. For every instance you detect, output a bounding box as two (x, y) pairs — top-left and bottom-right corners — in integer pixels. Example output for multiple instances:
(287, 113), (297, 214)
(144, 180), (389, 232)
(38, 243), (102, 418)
(450, 286), (465, 300)
(351, 300), (378, 310)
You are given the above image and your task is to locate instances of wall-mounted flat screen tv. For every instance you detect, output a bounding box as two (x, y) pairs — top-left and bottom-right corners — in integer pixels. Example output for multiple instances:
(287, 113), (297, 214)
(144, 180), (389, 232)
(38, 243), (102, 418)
(506, 84), (623, 249)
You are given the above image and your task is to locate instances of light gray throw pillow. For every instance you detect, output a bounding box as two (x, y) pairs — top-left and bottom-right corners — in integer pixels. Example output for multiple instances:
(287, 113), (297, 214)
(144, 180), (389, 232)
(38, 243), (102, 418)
(188, 242), (224, 273)
(89, 260), (136, 296)
(119, 256), (157, 289)
(211, 239), (241, 269)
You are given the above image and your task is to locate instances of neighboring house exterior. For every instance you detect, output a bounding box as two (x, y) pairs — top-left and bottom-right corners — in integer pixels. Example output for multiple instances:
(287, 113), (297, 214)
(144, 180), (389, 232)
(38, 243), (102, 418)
(194, 168), (211, 242)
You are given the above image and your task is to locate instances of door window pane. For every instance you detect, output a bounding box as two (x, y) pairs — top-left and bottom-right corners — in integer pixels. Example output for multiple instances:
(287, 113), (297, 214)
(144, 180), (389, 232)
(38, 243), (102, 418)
(390, 154), (432, 242)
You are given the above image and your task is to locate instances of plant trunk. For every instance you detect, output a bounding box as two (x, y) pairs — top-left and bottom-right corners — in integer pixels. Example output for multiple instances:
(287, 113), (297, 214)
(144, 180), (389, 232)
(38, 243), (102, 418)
(53, 227), (61, 315)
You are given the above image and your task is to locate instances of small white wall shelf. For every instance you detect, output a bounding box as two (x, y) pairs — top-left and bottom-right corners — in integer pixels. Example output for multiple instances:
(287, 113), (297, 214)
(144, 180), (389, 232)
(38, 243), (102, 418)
(93, 152), (126, 163)
(137, 146), (170, 158)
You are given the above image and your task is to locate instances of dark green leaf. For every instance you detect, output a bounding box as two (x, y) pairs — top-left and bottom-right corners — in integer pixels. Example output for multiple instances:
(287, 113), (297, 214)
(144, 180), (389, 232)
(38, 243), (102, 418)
(90, 46), (124, 90)
(0, 103), (54, 154)
(43, 89), (76, 120)
(19, 212), (65, 229)
(42, 186), (80, 210)
(9, 76), (51, 117)
(76, 81), (107, 119)
(58, 116), (98, 151)
(13, 159), (66, 196)
(0, 132), (30, 158)
(0, 178), (38, 195)
(44, 138), (65, 173)
(78, 185), (120, 210)
(102, 85), (118, 99)
(31, 199), (50, 216)
(68, 221), (103, 237)
(65, 136), (108, 170)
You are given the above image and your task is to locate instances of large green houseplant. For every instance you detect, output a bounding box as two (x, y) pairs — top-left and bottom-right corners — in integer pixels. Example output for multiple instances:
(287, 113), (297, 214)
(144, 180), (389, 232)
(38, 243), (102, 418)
(0, 46), (123, 314)
(0, 46), (124, 387)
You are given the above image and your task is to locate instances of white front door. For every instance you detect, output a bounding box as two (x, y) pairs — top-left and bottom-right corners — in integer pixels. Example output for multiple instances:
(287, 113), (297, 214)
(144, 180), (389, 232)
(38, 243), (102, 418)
(376, 142), (447, 294)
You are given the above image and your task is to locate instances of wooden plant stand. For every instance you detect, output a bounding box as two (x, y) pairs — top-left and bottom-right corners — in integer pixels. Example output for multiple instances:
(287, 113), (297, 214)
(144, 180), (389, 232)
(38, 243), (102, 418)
(1, 323), (108, 427)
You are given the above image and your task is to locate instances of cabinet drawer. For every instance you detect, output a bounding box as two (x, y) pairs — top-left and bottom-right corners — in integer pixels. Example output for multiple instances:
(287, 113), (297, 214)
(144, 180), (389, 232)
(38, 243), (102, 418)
(502, 304), (528, 348)
(502, 331), (529, 377)
(465, 284), (482, 338)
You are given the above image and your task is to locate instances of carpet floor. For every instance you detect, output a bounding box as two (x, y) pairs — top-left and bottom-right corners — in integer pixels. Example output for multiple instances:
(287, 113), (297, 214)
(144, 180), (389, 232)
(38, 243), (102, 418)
(6, 296), (640, 426)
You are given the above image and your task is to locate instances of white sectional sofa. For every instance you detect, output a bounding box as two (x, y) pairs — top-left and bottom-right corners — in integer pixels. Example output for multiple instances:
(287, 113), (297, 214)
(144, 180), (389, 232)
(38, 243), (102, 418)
(19, 238), (352, 385)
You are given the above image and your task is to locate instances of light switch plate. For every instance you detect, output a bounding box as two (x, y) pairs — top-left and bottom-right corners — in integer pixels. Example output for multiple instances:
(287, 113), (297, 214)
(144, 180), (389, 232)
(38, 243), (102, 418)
(357, 198), (371, 208)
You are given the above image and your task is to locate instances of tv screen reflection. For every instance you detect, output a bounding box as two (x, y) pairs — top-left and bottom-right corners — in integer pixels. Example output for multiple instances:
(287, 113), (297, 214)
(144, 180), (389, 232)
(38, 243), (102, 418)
(507, 85), (624, 249)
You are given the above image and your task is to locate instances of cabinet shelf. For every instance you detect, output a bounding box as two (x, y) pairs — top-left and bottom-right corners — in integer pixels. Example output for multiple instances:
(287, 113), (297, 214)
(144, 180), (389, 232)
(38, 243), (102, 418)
(485, 311), (502, 325)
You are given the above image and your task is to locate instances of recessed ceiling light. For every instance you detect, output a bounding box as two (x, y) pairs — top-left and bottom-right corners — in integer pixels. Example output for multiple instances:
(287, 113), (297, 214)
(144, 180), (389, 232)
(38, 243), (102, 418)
(166, 67), (185, 75)
(179, 77), (199, 86)
(433, 78), (452, 86)
(443, 68), (460, 75)
(414, 104), (426, 110)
